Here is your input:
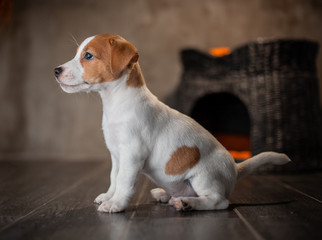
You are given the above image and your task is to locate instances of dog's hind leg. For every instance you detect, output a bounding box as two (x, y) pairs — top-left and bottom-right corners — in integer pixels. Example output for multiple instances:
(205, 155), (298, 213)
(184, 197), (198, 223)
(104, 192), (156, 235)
(171, 194), (229, 211)
(170, 175), (230, 211)
(150, 188), (171, 203)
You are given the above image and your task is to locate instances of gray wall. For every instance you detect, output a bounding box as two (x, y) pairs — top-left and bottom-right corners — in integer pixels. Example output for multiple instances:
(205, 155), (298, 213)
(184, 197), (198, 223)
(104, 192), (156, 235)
(1, 0), (321, 160)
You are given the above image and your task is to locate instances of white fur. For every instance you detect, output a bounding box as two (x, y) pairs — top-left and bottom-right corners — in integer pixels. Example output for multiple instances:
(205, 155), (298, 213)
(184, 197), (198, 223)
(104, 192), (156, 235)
(55, 35), (291, 213)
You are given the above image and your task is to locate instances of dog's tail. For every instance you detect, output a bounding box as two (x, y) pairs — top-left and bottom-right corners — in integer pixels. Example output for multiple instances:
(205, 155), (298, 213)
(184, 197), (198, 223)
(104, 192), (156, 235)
(236, 152), (291, 180)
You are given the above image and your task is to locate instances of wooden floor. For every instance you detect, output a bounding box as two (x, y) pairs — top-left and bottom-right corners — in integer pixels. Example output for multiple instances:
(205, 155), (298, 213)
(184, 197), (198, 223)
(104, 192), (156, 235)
(0, 160), (321, 240)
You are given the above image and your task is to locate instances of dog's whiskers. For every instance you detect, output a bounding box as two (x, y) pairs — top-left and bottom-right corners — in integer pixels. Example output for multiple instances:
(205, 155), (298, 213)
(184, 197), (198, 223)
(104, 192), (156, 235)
(69, 33), (79, 47)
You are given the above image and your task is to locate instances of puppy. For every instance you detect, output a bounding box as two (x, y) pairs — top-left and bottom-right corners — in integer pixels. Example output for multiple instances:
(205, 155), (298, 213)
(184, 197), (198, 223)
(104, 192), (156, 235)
(54, 34), (291, 213)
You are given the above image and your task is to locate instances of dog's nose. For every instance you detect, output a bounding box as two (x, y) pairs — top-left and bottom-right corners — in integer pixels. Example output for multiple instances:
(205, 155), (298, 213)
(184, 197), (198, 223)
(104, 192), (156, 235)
(54, 67), (63, 78)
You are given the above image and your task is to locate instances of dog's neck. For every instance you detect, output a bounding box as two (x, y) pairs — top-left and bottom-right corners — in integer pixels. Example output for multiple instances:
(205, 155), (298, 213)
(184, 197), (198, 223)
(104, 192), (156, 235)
(98, 63), (151, 121)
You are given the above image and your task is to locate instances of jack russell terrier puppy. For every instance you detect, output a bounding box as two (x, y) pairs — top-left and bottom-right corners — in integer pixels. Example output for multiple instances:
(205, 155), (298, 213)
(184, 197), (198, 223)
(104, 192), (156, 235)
(54, 34), (291, 213)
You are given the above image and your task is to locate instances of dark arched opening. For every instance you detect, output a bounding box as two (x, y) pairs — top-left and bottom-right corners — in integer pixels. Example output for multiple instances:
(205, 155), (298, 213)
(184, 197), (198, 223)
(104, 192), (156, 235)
(191, 92), (251, 159)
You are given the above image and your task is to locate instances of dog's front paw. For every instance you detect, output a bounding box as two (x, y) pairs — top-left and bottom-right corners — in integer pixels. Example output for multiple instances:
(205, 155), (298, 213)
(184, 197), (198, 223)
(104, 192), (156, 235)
(94, 193), (112, 204)
(97, 200), (125, 213)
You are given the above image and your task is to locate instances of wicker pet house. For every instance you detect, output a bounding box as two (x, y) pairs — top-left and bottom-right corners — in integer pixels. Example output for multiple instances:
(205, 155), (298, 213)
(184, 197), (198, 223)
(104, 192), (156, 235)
(174, 39), (322, 172)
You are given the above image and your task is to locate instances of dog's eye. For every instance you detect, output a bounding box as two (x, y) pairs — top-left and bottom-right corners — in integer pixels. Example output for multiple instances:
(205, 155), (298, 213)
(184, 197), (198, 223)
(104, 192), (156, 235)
(84, 52), (94, 60)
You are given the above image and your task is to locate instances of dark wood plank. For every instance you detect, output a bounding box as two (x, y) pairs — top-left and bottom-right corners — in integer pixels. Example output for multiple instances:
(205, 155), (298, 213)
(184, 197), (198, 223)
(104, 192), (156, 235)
(0, 161), (105, 230)
(0, 161), (54, 206)
(276, 172), (322, 202)
(0, 168), (256, 240)
(0, 161), (131, 240)
(124, 176), (257, 240)
(230, 175), (322, 240)
(2, 161), (321, 240)
(124, 216), (256, 240)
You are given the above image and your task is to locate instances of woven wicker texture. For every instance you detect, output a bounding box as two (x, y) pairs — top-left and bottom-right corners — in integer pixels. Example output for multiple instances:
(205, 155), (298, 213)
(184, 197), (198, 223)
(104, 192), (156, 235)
(175, 39), (322, 172)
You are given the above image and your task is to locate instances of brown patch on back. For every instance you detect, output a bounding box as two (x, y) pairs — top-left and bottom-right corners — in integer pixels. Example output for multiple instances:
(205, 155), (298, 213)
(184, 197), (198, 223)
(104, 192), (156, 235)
(127, 63), (145, 88)
(165, 146), (201, 175)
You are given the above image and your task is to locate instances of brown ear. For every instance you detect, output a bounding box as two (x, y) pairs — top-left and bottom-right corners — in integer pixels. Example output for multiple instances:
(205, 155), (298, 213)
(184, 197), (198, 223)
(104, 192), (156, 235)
(109, 38), (139, 77)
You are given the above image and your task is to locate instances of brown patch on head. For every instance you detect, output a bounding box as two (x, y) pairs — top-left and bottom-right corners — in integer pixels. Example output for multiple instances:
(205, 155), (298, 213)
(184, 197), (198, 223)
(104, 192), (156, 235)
(165, 146), (201, 175)
(109, 37), (139, 77)
(80, 34), (139, 84)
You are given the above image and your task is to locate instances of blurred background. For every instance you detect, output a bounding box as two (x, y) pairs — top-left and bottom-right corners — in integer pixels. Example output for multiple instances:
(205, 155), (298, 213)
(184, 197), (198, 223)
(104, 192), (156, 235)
(0, 0), (321, 161)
